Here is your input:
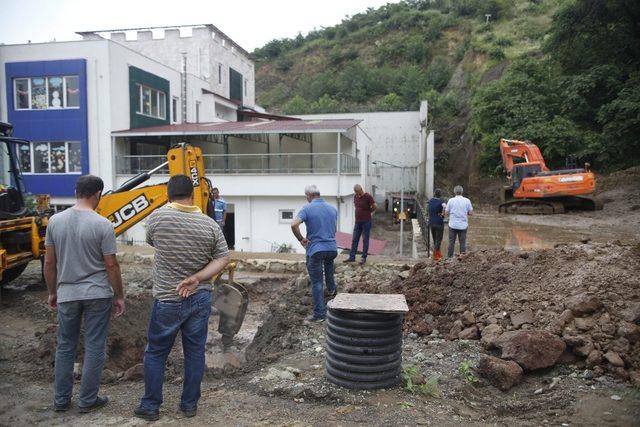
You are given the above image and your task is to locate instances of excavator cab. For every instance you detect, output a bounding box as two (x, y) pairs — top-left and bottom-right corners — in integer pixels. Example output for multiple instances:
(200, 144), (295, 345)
(511, 163), (542, 191)
(0, 122), (30, 220)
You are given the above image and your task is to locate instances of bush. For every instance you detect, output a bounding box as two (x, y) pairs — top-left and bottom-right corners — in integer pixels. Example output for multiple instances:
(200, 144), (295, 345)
(488, 47), (505, 60)
(426, 56), (452, 91)
(376, 93), (406, 111)
(283, 95), (311, 115)
(494, 36), (513, 47)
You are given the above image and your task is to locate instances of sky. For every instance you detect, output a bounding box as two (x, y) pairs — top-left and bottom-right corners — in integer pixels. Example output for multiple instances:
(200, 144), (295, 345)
(0, 0), (396, 51)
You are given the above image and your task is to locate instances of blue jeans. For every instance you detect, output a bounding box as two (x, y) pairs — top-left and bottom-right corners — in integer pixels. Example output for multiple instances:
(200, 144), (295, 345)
(349, 220), (372, 260)
(306, 250), (337, 318)
(448, 228), (467, 257)
(139, 290), (212, 412)
(54, 298), (112, 408)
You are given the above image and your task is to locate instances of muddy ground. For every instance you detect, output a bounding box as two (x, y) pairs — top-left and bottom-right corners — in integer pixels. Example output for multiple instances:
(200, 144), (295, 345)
(0, 168), (639, 426)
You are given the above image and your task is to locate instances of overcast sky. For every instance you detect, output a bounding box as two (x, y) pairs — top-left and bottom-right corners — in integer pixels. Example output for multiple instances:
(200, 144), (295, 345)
(0, 0), (395, 51)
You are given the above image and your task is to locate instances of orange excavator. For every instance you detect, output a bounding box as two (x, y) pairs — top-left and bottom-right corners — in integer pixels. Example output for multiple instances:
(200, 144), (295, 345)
(499, 138), (603, 214)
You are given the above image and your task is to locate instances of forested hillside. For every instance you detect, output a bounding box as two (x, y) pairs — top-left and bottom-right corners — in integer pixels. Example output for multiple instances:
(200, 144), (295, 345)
(254, 0), (640, 181)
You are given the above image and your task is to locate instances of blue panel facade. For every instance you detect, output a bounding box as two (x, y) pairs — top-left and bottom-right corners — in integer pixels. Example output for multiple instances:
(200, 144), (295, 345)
(5, 59), (89, 197)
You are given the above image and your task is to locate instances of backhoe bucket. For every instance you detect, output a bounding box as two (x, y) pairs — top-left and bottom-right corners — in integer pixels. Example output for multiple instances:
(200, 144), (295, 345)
(213, 277), (249, 350)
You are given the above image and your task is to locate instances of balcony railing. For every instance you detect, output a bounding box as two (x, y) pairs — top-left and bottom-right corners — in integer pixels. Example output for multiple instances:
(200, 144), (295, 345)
(116, 153), (360, 175)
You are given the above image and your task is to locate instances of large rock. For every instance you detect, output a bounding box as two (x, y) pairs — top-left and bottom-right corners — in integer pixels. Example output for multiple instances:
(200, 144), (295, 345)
(447, 320), (464, 340)
(461, 310), (476, 326)
(495, 330), (566, 371)
(586, 349), (603, 367)
(574, 317), (595, 331)
(603, 351), (625, 367)
(481, 324), (504, 349)
(123, 363), (144, 381)
(511, 309), (534, 328)
(477, 356), (523, 391)
(617, 321), (640, 344)
(621, 302), (640, 323)
(565, 293), (602, 315)
(458, 326), (478, 340)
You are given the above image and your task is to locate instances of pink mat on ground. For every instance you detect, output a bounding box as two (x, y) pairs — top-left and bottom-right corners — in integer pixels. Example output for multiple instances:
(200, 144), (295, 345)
(335, 232), (386, 255)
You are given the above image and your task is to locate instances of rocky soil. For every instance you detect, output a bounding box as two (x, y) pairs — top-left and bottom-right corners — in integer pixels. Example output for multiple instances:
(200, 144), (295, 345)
(1, 234), (639, 424)
(345, 240), (640, 390)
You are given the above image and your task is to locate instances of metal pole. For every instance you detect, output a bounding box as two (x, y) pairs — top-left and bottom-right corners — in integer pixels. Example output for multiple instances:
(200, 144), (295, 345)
(400, 166), (404, 257)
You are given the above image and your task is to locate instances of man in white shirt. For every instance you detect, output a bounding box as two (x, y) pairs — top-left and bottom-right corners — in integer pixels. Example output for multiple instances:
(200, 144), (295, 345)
(445, 185), (473, 258)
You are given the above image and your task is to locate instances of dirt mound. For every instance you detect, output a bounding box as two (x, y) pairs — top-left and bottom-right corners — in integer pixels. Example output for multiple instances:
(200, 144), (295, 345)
(350, 241), (640, 380)
(244, 275), (310, 368)
(34, 294), (152, 377)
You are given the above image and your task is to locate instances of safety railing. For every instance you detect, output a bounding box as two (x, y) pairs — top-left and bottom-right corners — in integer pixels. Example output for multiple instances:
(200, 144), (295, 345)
(415, 198), (431, 254)
(116, 153), (360, 175)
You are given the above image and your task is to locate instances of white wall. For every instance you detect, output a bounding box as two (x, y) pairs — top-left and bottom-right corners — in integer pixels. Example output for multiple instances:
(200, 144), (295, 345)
(104, 27), (256, 107)
(299, 111), (422, 194)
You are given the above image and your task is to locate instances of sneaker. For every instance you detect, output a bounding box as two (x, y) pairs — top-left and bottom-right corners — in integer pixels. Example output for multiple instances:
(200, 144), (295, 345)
(325, 289), (337, 300)
(343, 258), (356, 263)
(304, 314), (325, 324)
(180, 406), (197, 418)
(134, 406), (160, 421)
(359, 258), (367, 265)
(78, 396), (109, 414)
(54, 402), (70, 412)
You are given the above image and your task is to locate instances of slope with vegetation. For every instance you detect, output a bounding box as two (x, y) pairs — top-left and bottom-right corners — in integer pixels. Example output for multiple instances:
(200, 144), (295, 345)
(254, 0), (640, 185)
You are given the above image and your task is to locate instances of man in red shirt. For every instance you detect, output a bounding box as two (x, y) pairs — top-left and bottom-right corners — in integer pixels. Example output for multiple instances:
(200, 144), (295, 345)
(344, 184), (376, 265)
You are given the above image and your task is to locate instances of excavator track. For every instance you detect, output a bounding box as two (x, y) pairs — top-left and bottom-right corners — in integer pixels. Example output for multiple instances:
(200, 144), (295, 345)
(499, 199), (565, 215)
(499, 195), (603, 215)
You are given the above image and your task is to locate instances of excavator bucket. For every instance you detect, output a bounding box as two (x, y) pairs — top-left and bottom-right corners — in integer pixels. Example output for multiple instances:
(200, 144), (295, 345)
(212, 263), (249, 350)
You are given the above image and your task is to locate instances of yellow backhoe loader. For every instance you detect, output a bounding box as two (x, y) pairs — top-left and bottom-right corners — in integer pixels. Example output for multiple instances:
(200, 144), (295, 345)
(0, 127), (246, 345)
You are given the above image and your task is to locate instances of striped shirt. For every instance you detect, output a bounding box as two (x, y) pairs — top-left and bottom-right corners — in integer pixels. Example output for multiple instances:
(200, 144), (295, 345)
(146, 203), (229, 301)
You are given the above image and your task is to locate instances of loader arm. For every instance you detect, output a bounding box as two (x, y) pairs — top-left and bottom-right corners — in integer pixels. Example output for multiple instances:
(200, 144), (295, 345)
(95, 143), (211, 236)
(95, 183), (169, 237)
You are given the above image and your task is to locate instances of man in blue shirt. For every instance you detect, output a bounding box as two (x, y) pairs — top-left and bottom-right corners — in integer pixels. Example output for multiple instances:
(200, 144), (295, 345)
(445, 185), (473, 258)
(427, 188), (445, 261)
(291, 185), (338, 323)
(208, 187), (227, 227)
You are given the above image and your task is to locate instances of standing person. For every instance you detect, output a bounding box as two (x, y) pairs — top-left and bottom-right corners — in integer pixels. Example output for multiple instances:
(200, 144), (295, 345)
(344, 184), (376, 265)
(44, 175), (125, 413)
(134, 175), (230, 421)
(290, 185), (337, 323)
(445, 185), (473, 258)
(208, 187), (227, 228)
(427, 188), (446, 261)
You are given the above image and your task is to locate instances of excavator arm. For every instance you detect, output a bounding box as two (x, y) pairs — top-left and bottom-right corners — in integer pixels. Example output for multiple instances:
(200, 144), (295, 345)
(499, 138), (549, 177)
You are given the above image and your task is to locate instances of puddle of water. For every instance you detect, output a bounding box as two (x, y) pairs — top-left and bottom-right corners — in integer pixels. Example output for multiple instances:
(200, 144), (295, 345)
(463, 212), (610, 251)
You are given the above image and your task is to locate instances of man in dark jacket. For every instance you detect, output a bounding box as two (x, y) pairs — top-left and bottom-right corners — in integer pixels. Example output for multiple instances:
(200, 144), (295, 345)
(344, 184), (376, 265)
(427, 188), (445, 261)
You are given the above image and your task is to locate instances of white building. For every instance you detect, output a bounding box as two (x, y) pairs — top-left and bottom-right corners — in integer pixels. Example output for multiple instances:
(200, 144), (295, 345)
(0, 28), (371, 253)
(298, 102), (434, 200)
(113, 119), (370, 252)
(78, 24), (257, 116)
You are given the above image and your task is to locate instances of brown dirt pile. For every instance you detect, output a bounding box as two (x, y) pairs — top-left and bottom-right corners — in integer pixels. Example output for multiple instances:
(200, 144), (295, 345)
(350, 241), (640, 380)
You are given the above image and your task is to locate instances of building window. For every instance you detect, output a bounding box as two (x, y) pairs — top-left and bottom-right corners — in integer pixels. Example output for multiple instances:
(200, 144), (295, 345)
(136, 83), (166, 119)
(13, 76), (80, 110)
(172, 97), (178, 123)
(244, 79), (248, 96)
(19, 141), (82, 174)
(279, 209), (295, 223)
(218, 64), (222, 84)
(196, 101), (201, 123)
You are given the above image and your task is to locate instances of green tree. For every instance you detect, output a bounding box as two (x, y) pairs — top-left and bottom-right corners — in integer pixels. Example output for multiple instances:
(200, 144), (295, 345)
(283, 95), (311, 115)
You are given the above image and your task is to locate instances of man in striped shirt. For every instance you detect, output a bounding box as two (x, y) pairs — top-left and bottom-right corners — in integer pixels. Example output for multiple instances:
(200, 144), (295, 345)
(134, 175), (230, 421)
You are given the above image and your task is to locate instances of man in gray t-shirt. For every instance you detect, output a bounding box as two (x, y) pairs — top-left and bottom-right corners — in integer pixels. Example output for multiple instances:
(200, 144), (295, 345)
(44, 175), (125, 413)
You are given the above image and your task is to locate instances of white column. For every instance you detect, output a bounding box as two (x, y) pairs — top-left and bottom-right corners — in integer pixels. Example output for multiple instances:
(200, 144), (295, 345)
(426, 130), (435, 199)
